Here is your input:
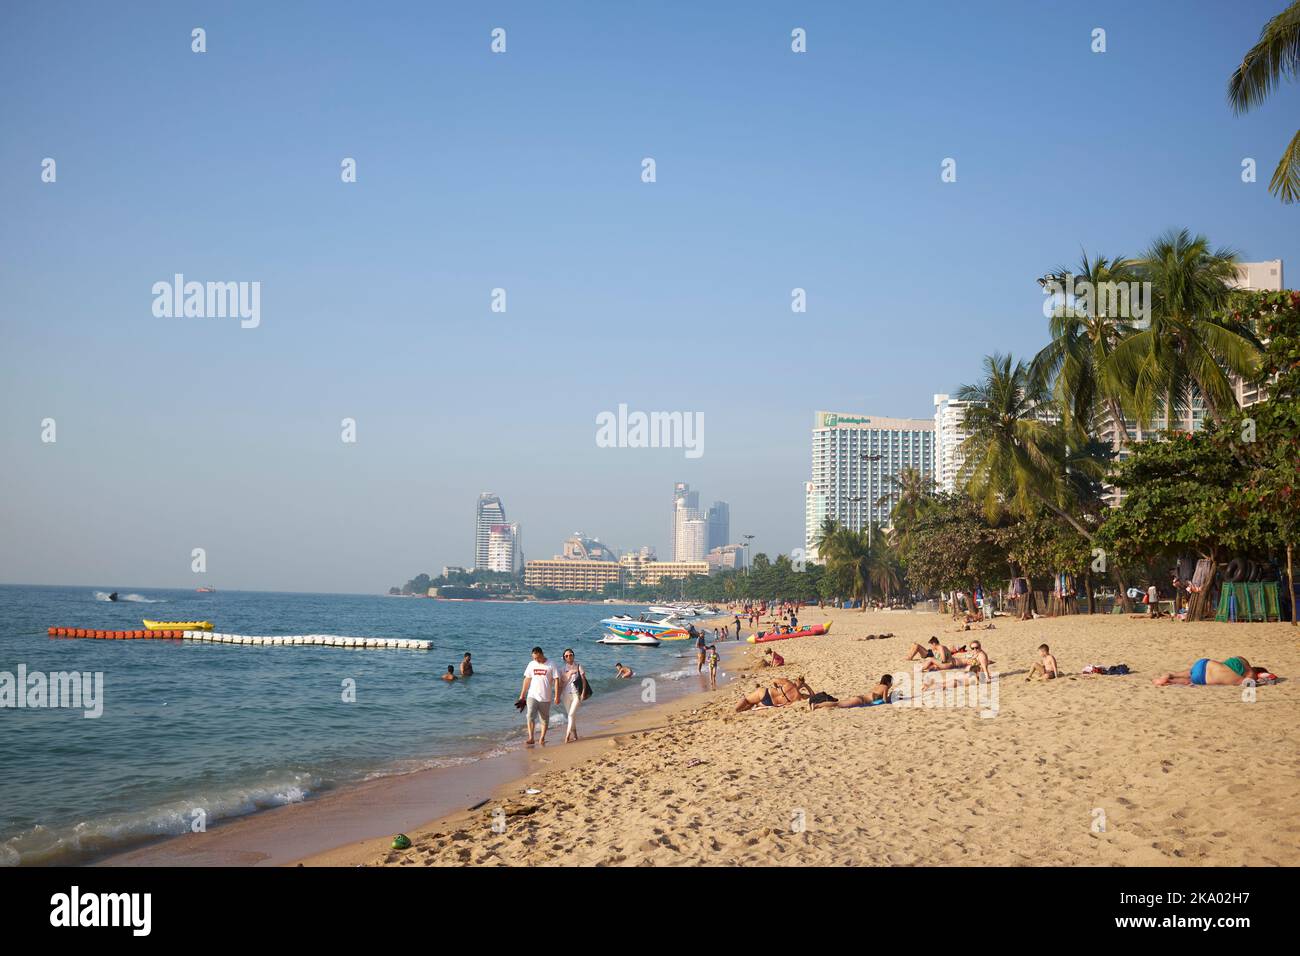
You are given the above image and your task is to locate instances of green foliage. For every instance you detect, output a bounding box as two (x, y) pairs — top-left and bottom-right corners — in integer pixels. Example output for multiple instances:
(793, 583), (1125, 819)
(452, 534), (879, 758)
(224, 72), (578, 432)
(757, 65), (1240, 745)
(899, 495), (1008, 595)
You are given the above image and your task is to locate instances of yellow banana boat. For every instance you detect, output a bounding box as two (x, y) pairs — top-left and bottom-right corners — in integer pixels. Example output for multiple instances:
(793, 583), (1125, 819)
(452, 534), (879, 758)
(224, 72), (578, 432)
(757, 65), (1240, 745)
(144, 619), (213, 630)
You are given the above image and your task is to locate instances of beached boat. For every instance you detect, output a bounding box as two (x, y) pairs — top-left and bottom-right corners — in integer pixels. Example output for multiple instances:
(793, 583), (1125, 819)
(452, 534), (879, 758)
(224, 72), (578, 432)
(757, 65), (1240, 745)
(143, 619), (213, 630)
(746, 621), (832, 644)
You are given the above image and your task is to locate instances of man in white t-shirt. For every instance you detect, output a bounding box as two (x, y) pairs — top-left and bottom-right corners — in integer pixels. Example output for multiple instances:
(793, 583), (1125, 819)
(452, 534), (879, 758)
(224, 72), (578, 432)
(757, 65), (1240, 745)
(518, 646), (560, 746)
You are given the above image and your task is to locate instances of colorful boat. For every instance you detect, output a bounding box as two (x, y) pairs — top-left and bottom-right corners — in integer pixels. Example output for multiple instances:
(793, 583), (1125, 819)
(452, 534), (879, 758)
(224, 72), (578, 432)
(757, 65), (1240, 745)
(603, 621), (689, 641)
(746, 621), (832, 644)
(143, 620), (214, 630)
(597, 631), (661, 646)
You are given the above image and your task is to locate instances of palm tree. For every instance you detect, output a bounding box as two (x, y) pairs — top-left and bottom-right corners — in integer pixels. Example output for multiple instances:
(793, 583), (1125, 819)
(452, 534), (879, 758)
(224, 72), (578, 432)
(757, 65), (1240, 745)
(1228, 1), (1300, 203)
(812, 516), (839, 559)
(868, 548), (904, 607)
(876, 466), (932, 553)
(956, 353), (1102, 540)
(1113, 229), (1260, 426)
(819, 526), (874, 610)
(1029, 252), (1141, 447)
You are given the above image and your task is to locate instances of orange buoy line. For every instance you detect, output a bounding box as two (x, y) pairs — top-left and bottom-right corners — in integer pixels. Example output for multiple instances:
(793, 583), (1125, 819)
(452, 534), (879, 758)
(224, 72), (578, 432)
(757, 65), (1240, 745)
(48, 627), (184, 639)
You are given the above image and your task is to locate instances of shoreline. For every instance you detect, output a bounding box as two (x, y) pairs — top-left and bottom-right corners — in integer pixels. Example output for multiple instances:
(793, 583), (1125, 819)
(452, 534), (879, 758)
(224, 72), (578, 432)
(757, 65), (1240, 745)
(306, 607), (1300, 868)
(94, 617), (744, 867)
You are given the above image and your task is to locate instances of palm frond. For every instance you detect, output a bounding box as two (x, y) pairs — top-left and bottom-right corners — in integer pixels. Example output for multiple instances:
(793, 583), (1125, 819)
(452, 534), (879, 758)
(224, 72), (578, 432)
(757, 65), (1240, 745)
(1227, 0), (1300, 114)
(1269, 127), (1300, 203)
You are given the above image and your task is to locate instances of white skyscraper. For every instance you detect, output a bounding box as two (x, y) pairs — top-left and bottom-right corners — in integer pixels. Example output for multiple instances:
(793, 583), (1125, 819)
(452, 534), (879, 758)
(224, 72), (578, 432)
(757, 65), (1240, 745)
(678, 515), (708, 563)
(474, 493), (507, 570)
(486, 523), (521, 574)
(804, 411), (935, 561)
(933, 393), (972, 494)
(672, 482), (701, 561)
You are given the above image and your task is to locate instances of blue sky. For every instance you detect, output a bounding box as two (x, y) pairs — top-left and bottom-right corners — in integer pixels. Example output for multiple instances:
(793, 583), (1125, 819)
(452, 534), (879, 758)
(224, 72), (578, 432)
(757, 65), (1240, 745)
(1, 0), (1296, 592)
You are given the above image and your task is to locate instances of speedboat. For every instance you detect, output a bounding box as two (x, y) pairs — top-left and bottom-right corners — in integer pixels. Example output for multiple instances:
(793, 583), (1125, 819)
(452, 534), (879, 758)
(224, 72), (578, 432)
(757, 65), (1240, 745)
(600, 616), (682, 636)
(597, 630), (661, 646)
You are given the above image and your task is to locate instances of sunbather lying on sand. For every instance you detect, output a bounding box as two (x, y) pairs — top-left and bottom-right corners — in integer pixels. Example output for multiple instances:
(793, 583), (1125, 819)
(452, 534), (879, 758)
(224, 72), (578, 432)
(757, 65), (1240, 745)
(736, 676), (812, 711)
(1152, 656), (1270, 686)
(811, 674), (894, 710)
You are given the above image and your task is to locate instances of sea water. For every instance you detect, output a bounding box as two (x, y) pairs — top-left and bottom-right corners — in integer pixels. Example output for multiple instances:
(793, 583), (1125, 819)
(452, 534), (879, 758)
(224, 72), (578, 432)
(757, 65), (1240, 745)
(0, 586), (728, 865)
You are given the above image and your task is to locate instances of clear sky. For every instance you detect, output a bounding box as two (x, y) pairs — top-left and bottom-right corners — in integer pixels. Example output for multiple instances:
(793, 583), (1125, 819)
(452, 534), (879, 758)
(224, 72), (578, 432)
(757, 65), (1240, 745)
(1, 1), (1296, 593)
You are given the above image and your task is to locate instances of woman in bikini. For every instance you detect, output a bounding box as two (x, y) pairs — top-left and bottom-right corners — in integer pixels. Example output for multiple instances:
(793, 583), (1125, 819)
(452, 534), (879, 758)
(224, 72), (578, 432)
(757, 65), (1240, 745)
(736, 676), (812, 712)
(811, 674), (894, 710)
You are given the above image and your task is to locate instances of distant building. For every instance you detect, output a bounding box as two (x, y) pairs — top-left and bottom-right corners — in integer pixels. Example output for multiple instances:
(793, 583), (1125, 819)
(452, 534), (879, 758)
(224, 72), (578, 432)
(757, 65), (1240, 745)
(525, 559), (622, 592)
(672, 483), (701, 561)
(933, 394), (972, 494)
(1230, 260), (1283, 408)
(441, 566), (468, 578)
(804, 411), (935, 562)
(678, 516), (707, 563)
(619, 554), (710, 586)
(560, 532), (617, 562)
(486, 523), (521, 574)
(706, 545), (743, 572)
(524, 554), (709, 592)
(474, 493), (507, 570)
(706, 501), (730, 552)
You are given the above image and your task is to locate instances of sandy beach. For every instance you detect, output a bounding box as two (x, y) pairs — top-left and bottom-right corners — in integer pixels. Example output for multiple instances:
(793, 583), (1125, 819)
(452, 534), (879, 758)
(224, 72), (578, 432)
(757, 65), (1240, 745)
(306, 607), (1300, 867)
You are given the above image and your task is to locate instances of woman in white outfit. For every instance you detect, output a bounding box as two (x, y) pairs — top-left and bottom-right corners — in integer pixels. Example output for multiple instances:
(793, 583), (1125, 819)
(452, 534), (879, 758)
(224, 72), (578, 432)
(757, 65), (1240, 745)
(559, 648), (586, 743)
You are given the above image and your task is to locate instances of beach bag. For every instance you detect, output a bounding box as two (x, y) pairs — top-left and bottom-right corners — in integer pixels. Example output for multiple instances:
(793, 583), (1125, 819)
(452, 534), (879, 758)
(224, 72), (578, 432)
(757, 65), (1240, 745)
(579, 672), (593, 700)
(808, 691), (838, 705)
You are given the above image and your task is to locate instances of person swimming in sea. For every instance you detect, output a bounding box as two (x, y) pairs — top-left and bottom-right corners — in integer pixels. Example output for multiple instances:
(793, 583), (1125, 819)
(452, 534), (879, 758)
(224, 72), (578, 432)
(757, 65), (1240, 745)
(1152, 656), (1270, 686)
(441, 665), (458, 682)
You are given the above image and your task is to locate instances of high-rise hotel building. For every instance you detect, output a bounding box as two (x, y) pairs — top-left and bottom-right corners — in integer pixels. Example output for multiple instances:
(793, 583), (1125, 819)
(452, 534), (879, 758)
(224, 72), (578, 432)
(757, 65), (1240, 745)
(804, 411), (934, 562)
(486, 523), (521, 574)
(933, 394), (973, 494)
(474, 493), (508, 570)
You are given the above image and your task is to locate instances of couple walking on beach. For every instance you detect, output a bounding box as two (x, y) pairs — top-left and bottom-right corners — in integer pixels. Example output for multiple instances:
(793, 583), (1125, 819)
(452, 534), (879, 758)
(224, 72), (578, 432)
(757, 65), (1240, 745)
(517, 646), (589, 745)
